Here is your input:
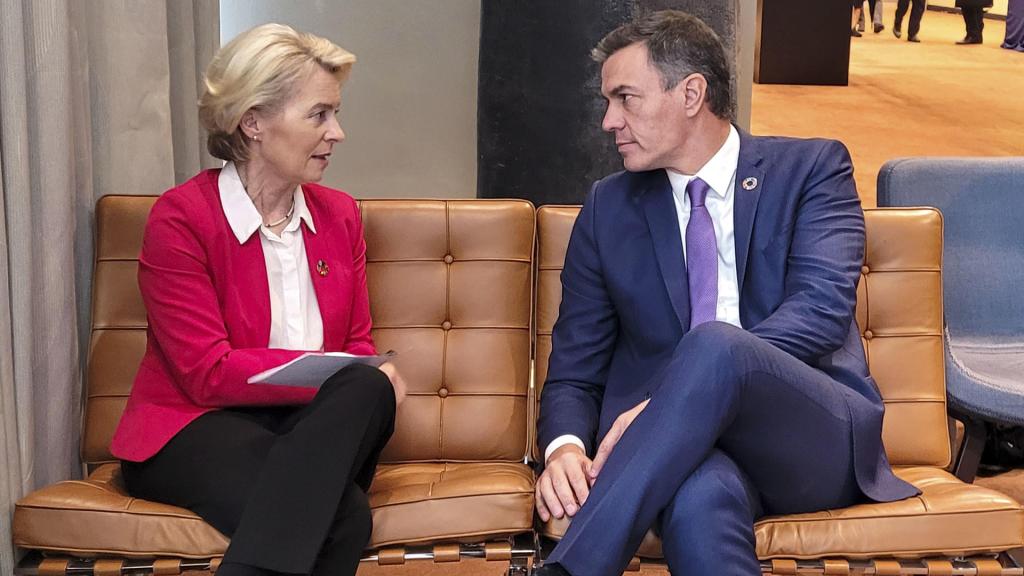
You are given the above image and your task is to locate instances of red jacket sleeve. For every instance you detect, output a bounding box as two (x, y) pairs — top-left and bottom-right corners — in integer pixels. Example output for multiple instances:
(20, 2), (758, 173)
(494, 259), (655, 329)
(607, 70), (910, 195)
(139, 192), (316, 408)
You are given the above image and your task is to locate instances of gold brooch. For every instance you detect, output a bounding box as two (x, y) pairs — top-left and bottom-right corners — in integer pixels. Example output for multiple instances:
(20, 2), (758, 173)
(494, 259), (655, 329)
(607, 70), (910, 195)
(316, 260), (329, 277)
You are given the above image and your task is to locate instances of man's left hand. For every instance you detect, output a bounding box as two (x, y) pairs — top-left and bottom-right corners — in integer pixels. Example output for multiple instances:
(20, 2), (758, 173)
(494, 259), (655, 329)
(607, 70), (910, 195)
(589, 398), (650, 480)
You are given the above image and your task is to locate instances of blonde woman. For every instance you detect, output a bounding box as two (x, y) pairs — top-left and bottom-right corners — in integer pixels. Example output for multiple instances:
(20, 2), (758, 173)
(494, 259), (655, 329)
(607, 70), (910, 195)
(111, 24), (406, 576)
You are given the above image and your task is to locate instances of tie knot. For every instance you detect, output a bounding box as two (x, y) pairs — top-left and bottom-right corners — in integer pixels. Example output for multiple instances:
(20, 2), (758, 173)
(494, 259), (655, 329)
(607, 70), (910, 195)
(686, 177), (711, 208)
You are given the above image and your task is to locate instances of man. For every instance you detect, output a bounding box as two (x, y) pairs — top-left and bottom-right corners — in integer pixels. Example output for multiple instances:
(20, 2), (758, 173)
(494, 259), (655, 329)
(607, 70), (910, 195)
(534, 11), (917, 576)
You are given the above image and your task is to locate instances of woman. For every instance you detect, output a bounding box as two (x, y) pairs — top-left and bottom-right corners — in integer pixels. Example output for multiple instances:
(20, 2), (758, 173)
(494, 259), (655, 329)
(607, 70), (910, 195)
(956, 0), (993, 44)
(110, 23), (406, 576)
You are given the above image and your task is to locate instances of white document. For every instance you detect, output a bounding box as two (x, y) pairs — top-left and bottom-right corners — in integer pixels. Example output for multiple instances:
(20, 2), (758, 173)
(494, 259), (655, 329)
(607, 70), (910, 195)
(247, 351), (394, 388)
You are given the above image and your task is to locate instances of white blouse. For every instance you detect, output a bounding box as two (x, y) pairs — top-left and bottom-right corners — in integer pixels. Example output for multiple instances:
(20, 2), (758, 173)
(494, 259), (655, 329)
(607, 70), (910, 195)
(218, 162), (324, 351)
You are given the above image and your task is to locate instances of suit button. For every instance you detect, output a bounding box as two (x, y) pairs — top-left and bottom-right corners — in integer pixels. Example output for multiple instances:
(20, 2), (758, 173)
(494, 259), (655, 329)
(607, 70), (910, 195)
(438, 387), (449, 398)
(444, 254), (454, 264)
(861, 265), (870, 275)
(864, 330), (874, 340)
(442, 321), (452, 330)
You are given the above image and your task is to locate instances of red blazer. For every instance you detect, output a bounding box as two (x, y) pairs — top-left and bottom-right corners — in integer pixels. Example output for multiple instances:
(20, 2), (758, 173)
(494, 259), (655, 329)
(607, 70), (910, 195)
(111, 169), (376, 462)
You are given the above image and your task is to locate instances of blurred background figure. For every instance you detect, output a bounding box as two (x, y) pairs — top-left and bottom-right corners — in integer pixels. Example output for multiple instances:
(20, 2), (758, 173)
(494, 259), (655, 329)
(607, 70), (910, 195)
(1002, 0), (1024, 50)
(956, 0), (993, 44)
(894, 0), (926, 42)
(852, 0), (866, 36)
(857, 0), (886, 33)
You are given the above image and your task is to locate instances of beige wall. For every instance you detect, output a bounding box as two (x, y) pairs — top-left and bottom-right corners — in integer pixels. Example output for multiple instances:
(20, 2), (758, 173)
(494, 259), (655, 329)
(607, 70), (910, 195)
(220, 0), (480, 199)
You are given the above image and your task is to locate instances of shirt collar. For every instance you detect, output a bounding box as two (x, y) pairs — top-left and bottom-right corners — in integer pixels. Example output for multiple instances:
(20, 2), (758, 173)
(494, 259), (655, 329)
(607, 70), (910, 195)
(218, 162), (316, 244)
(665, 124), (740, 201)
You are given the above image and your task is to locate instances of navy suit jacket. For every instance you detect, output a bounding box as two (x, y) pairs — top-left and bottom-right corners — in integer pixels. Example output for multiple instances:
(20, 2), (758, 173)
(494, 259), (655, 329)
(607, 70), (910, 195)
(537, 130), (917, 502)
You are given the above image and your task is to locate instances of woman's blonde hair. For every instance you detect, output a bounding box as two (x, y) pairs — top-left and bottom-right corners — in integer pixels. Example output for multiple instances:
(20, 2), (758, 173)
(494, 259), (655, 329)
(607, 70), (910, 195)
(198, 23), (356, 163)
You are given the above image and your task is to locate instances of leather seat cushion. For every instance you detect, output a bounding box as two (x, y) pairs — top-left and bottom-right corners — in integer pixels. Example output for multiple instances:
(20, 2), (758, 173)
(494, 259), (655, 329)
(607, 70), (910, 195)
(368, 462), (535, 548)
(13, 464), (228, 558)
(14, 462), (535, 557)
(543, 466), (1023, 559)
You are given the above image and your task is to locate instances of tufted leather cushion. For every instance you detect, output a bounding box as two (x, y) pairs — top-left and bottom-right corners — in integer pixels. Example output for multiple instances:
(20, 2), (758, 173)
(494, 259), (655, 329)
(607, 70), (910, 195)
(13, 464), (228, 558)
(17, 196), (536, 558)
(543, 466), (1024, 559)
(533, 207), (950, 467)
(14, 461), (535, 556)
(533, 206), (1023, 559)
(360, 200), (535, 463)
(367, 463), (535, 547)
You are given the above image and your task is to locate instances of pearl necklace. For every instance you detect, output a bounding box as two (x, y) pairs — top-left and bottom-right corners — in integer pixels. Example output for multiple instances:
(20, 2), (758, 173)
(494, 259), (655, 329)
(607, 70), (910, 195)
(264, 202), (295, 228)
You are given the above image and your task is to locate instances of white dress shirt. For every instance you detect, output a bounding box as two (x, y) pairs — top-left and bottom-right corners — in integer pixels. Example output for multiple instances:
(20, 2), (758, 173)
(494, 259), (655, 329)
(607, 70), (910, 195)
(544, 126), (743, 463)
(219, 162), (325, 351)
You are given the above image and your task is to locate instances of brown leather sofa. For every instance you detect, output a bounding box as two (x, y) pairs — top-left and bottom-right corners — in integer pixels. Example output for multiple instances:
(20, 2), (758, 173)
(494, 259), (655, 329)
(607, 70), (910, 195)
(12, 198), (1024, 576)
(535, 206), (1024, 575)
(14, 196), (538, 576)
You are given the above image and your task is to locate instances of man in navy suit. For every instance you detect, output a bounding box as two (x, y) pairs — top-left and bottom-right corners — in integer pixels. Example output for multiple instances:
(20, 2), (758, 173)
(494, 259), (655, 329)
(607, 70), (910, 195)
(534, 11), (917, 576)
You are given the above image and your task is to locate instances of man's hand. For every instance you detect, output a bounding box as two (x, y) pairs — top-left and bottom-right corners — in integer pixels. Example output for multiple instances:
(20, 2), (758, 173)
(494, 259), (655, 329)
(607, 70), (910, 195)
(377, 361), (407, 406)
(536, 443), (593, 522)
(589, 398), (649, 479)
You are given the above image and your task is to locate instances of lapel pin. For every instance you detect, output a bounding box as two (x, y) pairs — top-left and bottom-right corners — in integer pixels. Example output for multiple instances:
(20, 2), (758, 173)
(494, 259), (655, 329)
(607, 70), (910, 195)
(741, 177), (758, 191)
(316, 259), (329, 277)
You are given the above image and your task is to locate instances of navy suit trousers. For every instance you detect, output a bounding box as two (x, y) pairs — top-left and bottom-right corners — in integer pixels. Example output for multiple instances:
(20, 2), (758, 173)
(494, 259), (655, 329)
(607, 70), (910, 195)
(547, 322), (866, 576)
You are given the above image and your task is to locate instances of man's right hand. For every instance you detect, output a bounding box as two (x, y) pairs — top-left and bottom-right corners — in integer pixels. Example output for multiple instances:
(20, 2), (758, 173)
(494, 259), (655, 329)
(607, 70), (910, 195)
(536, 443), (592, 522)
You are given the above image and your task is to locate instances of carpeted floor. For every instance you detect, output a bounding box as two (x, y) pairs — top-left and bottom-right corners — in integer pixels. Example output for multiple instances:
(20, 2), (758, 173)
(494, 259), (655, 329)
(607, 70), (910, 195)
(751, 9), (1024, 207)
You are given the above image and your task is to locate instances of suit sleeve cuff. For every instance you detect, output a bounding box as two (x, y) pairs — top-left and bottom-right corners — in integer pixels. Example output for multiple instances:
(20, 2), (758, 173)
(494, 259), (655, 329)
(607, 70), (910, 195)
(544, 434), (586, 463)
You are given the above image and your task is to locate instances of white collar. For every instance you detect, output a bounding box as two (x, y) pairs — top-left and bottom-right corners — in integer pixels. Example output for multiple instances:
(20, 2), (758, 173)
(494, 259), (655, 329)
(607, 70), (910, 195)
(218, 162), (316, 244)
(665, 125), (740, 201)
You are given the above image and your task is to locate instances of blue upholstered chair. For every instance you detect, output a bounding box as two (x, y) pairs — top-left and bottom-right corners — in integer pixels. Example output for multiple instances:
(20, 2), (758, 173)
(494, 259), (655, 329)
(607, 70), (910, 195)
(877, 157), (1024, 482)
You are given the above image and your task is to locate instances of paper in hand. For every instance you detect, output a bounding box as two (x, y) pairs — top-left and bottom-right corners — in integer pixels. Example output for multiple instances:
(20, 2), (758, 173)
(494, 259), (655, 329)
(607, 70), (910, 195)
(247, 350), (396, 388)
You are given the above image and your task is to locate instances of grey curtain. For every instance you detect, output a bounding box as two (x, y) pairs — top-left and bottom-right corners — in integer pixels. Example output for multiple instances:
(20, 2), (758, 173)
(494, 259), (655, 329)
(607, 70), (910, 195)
(0, 1), (219, 571)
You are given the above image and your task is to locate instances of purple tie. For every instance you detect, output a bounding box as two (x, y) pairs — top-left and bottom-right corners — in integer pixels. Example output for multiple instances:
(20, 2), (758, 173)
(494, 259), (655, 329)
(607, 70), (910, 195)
(685, 177), (717, 329)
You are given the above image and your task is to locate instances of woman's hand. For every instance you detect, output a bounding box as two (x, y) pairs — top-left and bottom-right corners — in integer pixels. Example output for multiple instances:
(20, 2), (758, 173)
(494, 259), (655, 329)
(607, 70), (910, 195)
(377, 361), (407, 406)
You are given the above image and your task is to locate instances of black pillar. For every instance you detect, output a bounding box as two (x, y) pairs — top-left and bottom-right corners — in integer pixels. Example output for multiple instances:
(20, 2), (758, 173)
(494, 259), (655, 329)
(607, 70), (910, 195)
(477, 1), (739, 205)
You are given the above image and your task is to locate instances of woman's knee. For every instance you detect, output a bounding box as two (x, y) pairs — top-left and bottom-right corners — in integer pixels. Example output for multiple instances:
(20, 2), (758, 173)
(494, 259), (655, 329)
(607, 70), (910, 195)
(319, 364), (396, 414)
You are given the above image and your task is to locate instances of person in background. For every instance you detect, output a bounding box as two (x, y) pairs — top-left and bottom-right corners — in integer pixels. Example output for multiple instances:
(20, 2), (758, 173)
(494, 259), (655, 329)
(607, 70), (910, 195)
(957, 0), (994, 44)
(852, 0), (866, 36)
(857, 0), (886, 34)
(894, 0), (926, 42)
(1003, 0), (1024, 50)
(110, 23), (407, 576)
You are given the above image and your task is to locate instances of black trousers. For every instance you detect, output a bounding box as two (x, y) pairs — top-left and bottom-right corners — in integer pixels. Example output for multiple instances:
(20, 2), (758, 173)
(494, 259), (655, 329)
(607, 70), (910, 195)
(962, 6), (986, 39)
(895, 0), (926, 37)
(122, 364), (396, 576)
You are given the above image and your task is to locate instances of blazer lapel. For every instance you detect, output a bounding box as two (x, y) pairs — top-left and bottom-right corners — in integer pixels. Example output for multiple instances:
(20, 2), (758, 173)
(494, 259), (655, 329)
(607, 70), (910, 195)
(640, 171), (690, 331)
(733, 129), (766, 292)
